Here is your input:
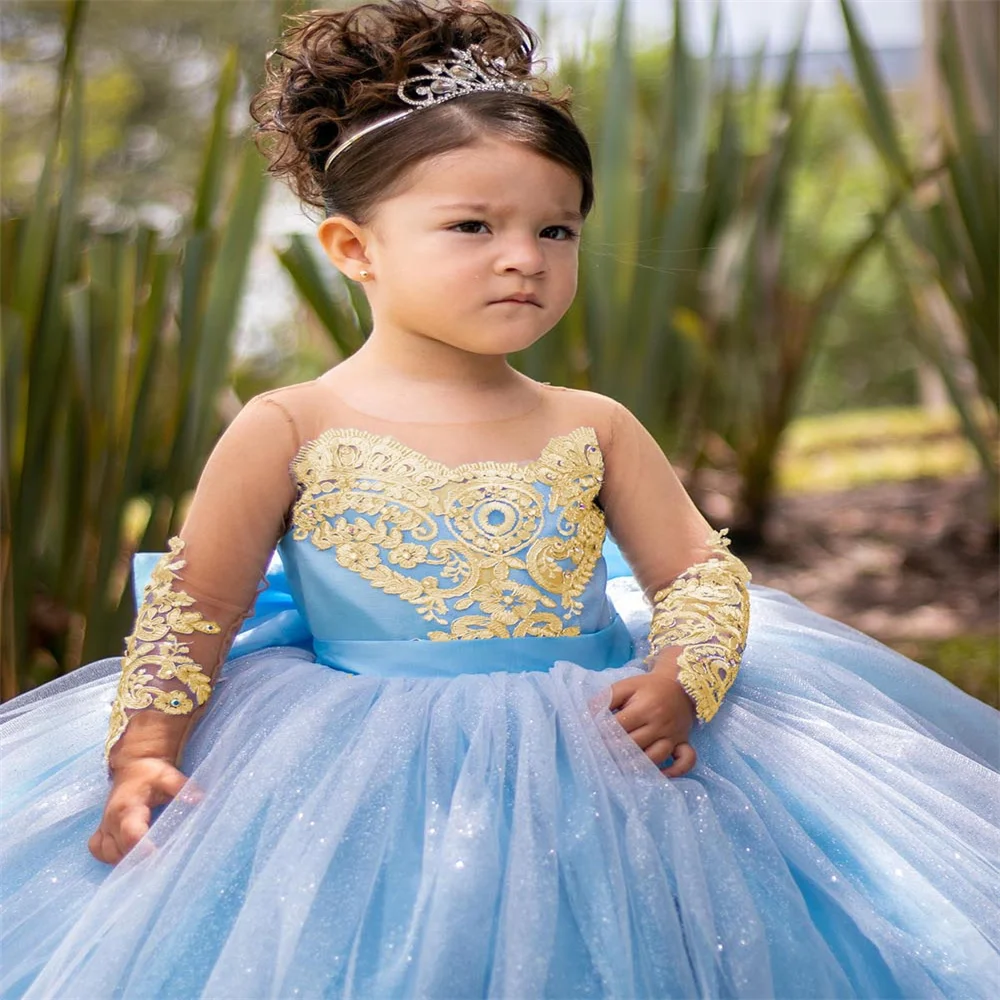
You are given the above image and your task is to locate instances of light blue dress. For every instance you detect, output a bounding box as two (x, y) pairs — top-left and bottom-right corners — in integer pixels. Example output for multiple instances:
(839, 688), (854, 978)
(2, 425), (998, 999)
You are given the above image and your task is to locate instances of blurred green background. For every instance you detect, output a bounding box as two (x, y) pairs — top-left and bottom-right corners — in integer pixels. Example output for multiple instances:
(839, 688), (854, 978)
(2, 0), (997, 704)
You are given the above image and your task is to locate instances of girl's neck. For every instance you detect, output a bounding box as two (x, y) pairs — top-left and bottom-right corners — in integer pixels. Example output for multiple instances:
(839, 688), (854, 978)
(344, 330), (520, 390)
(318, 331), (542, 425)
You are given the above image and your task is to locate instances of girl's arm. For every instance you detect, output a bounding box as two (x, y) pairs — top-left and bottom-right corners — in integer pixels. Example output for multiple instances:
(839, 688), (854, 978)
(90, 395), (299, 862)
(598, 400), (751, 771)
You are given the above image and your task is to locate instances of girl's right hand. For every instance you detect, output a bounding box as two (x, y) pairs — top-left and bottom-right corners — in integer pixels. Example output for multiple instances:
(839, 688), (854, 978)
(88, 758), (190, 865)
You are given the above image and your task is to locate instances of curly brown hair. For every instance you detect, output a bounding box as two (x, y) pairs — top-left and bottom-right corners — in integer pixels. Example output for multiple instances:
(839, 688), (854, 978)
(249, 0), (593, 223)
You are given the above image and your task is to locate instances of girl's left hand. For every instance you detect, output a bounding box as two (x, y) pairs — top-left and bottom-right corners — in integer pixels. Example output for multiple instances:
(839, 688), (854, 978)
(608, 668), (697, 777)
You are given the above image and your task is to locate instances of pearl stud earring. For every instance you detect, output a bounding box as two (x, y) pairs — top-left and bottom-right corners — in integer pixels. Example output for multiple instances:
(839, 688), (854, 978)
(359, 269), (370, 280)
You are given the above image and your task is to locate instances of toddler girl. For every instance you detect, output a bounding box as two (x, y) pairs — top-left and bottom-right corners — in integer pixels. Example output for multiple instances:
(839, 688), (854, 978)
(2, 2), (997, 998)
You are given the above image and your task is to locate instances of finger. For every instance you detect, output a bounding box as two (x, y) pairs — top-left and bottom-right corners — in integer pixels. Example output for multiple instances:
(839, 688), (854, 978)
(612, 698), (651, 734)
(88, 824), (108, 860)
(662, 742), (697, 777)
(91, 829), (120, 865)
(104, 831), (124, 865)
(87, 827), (106, 862)
(608, 676), (641, 712)
(645, 738), (675, 765)
(107, 833), (125, 865)
(627, 725), (662, 750)
(154, 768), (188, 802)
(108, 789), (144, 824)
(118, 806), (151, 854)
(177, 777), (204, 804)
(120, 807), (150, 845)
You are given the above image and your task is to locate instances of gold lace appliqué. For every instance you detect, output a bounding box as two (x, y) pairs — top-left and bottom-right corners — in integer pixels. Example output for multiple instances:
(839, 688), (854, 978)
(646, 528), (752, 722)
(290, 427), (606, 640)
(104, 537), (221, 762)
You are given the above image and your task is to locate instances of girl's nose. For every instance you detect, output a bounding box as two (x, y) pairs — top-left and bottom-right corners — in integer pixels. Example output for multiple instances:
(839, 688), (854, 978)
(495, 235), (546, 277)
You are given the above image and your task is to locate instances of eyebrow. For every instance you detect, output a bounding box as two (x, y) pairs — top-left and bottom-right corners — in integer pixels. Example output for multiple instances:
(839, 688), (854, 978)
(435, 202), (585, 223)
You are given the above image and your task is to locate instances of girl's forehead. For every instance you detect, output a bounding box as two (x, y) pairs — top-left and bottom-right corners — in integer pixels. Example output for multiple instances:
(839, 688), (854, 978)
(387, 140), (583, 214)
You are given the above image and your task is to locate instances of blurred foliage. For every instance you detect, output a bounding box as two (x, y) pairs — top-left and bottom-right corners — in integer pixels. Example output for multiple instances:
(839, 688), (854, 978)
(1, 0), (268, 697)
(841, 0), (998, 497)
(777, 405), (981, 492)
(0, 0), (310, 222)
(787, 86), (921, 416)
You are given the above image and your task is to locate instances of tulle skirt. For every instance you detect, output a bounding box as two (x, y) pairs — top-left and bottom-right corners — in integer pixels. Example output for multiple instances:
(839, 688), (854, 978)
(2, 580), (998, 999)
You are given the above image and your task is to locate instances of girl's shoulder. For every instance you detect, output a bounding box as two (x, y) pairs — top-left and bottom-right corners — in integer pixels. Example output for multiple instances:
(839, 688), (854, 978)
(244, 378), (326, 419)
(230, 378), (337, 449)
(538, 383), (635, 443)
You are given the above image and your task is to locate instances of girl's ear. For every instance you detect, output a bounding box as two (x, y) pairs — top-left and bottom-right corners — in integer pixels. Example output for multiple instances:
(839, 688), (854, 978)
(316, 215), (372, 281)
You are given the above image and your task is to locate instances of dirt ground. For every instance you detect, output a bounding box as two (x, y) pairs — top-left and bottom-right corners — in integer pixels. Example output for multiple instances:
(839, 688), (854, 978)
(736, 474), (997, 643)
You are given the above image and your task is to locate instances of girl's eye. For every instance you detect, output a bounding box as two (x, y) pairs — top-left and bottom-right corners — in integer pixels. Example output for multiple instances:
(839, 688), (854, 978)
(449, 221), (580, 240)
(541, 225), (580, 241)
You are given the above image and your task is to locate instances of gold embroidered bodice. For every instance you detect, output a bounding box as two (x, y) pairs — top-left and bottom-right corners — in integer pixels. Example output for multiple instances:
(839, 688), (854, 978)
(285, 425), (611, 641)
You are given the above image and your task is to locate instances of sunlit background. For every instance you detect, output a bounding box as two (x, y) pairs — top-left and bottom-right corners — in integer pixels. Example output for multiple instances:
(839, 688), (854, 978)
(1, 0), (996, 703)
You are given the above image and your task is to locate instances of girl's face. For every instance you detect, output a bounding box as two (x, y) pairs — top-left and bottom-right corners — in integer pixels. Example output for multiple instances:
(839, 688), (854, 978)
(322, 136), (584, 358)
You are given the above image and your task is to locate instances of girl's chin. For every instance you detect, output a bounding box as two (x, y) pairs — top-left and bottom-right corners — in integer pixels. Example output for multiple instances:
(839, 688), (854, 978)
(462, 329), (550, 355)
(407, 314), (554, 355)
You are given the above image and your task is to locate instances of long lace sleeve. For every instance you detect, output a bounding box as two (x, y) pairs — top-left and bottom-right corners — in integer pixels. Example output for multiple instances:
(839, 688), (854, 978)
(104, 395), (299, 772)
(599, 401), (751, 722)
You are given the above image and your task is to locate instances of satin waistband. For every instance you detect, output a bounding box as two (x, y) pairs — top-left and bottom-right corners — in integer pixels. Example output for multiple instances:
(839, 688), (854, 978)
(312, 612), (635, 678)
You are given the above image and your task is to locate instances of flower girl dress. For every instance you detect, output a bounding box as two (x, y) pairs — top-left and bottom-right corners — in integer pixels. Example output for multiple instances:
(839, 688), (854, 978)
(2, 380), (998, 999)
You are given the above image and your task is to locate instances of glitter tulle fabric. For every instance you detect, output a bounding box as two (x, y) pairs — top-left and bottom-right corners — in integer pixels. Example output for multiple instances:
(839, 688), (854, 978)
(2, 535), (998, 1000)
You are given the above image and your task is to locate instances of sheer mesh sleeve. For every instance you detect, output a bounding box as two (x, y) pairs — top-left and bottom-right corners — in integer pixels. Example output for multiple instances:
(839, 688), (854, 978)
(104, 395), (299, 771)
(599, 401), (751, 722)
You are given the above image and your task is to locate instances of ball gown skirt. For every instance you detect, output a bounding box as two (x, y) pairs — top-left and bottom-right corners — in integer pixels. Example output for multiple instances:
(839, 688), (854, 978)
(1, 540), (998, 1000)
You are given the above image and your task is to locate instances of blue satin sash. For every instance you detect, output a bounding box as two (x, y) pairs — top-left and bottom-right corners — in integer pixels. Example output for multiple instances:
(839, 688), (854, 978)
(312, 610), (634, 677)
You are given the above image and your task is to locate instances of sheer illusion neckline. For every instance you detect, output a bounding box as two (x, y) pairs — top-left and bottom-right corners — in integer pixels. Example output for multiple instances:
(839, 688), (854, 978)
(311, 375), (549, 427)
(290, 425), (602, 480)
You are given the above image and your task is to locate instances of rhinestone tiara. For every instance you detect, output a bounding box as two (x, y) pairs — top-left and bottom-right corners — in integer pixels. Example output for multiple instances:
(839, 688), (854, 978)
(324, 44), (533, 171)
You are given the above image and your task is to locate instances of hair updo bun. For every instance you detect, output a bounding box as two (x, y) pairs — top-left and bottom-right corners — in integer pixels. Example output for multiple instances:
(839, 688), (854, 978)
(249, 0), (593, 222)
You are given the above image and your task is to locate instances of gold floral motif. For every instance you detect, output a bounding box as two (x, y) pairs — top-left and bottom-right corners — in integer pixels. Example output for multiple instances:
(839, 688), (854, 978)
(104, 537), (221, 763)
(646, 529), (752, 722)
(290, 427), (607, 640)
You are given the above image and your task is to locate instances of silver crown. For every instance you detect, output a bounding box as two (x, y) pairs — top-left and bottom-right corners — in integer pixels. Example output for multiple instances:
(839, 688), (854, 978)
(324, 44), (533, 171)
(398, 45), (533, 107)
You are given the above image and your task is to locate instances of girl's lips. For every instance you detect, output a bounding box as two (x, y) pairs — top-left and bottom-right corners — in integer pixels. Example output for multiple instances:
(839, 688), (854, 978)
(491, 297), (542, 307)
